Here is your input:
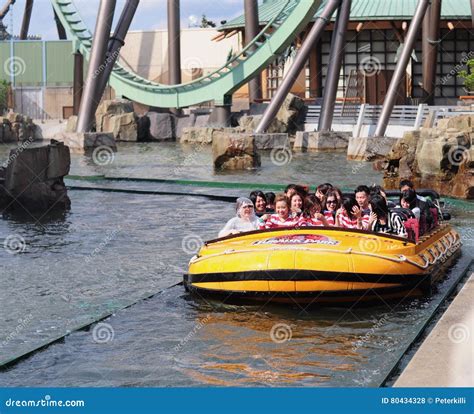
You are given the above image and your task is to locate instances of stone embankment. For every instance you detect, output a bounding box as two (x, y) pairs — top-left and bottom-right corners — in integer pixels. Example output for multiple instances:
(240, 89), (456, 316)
(379, 115), (473, 199)
(0, 140), (71, 213)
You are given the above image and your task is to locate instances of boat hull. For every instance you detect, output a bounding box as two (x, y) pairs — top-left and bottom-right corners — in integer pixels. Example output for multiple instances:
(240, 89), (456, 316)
(184, 225), (462, 305)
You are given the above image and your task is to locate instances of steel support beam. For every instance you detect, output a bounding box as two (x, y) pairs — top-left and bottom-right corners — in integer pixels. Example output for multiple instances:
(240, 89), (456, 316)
(76, 0), (116, 133)
(245, 0), (262, 102)
(318, 0), (351, 132)
(255, 0), (340, 134)
(94, 0), (140, 106)
(53, 6), (67, 40)
(0, 0), (15, 20)
(422, 0), (441, 105)
(167, 0), (181, 85)
(73, 51), (84, 116)
(19, 0), (33, 40)
(214, 105), (232, 127)
(374, 0), (430, 138)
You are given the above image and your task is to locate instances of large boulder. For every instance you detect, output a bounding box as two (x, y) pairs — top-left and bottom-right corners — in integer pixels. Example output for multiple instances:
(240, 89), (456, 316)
(212, 131), (261, 170)
(0, 140), (71, 212)
(95, 99), (138, 141)
(147, 112), (176, 141)
(381, 115), (474, 199)
(0, 112), (37, 142)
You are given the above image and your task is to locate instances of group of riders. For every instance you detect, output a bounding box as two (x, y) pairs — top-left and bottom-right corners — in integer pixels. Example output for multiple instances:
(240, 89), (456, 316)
(219, 179), (441, 240)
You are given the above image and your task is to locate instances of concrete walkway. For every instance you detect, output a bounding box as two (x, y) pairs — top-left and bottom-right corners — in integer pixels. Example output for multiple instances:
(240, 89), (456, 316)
(395, 273), (474, 387)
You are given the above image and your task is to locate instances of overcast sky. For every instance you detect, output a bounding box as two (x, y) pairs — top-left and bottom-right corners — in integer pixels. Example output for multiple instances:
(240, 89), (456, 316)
(4, 0), (245, 39)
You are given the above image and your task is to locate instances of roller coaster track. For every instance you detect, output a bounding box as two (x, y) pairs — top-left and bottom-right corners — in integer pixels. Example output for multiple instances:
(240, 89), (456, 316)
(51, 0), (321, 108)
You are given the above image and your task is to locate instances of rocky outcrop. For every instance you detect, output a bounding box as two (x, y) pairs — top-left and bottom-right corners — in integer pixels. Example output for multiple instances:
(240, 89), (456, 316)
(238, 93), (306, 135)
(0, 140), (71, 212)
(53, 131), (116, 154)
(294, 131), (350, 152)
(212, 131), (261, 170)
(380, 115), (474, 199)
(0, 112), (37, 143)
(146, 112), (176, 141)
(95, 99), (138, 141)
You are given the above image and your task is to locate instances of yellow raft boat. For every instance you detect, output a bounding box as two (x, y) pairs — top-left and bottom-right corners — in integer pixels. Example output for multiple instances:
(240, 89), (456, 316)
(184, 224), (462, 305)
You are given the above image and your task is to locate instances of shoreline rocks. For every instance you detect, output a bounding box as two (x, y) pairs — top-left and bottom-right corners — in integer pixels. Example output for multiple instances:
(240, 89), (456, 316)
(379, 115), (473, 199)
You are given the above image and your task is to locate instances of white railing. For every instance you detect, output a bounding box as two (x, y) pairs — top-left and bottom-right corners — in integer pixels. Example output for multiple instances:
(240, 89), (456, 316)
(305, 104), (474, 137)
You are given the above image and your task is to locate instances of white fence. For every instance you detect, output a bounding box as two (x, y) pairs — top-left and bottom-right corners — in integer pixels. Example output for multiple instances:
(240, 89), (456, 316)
(305, 104), (474, 138)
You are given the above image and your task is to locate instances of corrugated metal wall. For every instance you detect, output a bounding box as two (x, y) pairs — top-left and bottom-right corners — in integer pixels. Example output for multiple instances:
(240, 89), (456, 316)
(0, 40), (73, 86)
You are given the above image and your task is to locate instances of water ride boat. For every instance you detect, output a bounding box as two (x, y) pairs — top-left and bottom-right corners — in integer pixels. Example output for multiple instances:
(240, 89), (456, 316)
(184, 192), (462, 305)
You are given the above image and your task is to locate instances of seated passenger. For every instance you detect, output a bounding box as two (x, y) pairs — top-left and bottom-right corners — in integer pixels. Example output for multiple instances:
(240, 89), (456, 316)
(315, 183), (333, 204)
(219, 197), (259, 238)
(299, 195), (330, 227)
(259, 194), (300, 229)
(370, 184), (396, 209)
(265, 192), (276, 212)
(398, 189), (421, 220)
(367, 195), (408, 238)
(323, 191), (341, 226)
(335, 197), (367, 230)
(354, 185), (371, 215)
(290, 192), (304, 218)
(284, 184), (298, 199)
(249, 190), (267, 217)
(399, 179), (439, 231)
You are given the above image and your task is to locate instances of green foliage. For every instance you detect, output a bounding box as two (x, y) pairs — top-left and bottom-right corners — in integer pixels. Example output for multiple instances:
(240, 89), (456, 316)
(200, 14), (216, 28)
(458, 59), (474, 92)
(0, 80), (9, 115)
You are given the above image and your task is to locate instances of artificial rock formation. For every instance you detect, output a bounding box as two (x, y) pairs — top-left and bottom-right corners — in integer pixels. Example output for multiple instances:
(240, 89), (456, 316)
(381, 115), (474, 199)
(95, 99), (138, 142)
(0, 112), (37, 143)
(212, 131), (261, 170)
(0, 140), (71, 213)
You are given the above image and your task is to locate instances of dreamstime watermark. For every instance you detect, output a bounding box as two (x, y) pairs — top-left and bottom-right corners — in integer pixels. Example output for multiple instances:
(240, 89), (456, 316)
(92, 322), (115, 344)
(1, 137), (35, 169)
(92, 145), (115, 166)
(352, 316), (388, 352)
(3, 56), (27, 77)
(173, 143), (206, 176)
(173, 314), (211, 353)
(4, 395), (85, 408)
(181, 234), (204, 255)
(441, 51), (474, 85)
(447, 145), (471, 167)
(85, 226), (122, 263)
(0, 313), (33, 349)
(270, 323), (292, 343)
(448, 323), (470, 344)
(3, 234), (26, 254)
(358, 236), (382, 253)
(270, 146), (293, 167)
(93, 49), (121, 79)
(359, 56), (382, 77)
(182, 56), (205, 78)
(351, 137), (391, 174)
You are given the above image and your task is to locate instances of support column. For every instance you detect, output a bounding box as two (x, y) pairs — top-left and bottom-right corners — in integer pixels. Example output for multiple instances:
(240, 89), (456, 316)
(422, 0), (441, 105)
(318, 0), (351, 132)
(95, 0), (140, 105)
(374, 0), (430, 138)
(309, 37), (323, 98)
(167, 0), (181, 86)
(53, 7), (67, 40)
(76, 0), (116, 133)
(245, 0), (262, 102)
(255, 0), (341, 134)
(168, 0), (181, 114)
(73, 51), (84, 116)
(214, 105), (232, 127)
(20, 0), (33, 40)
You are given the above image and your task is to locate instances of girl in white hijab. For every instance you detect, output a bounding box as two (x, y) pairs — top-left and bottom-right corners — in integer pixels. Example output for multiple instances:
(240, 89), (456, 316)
(218, 197), (259, 238)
